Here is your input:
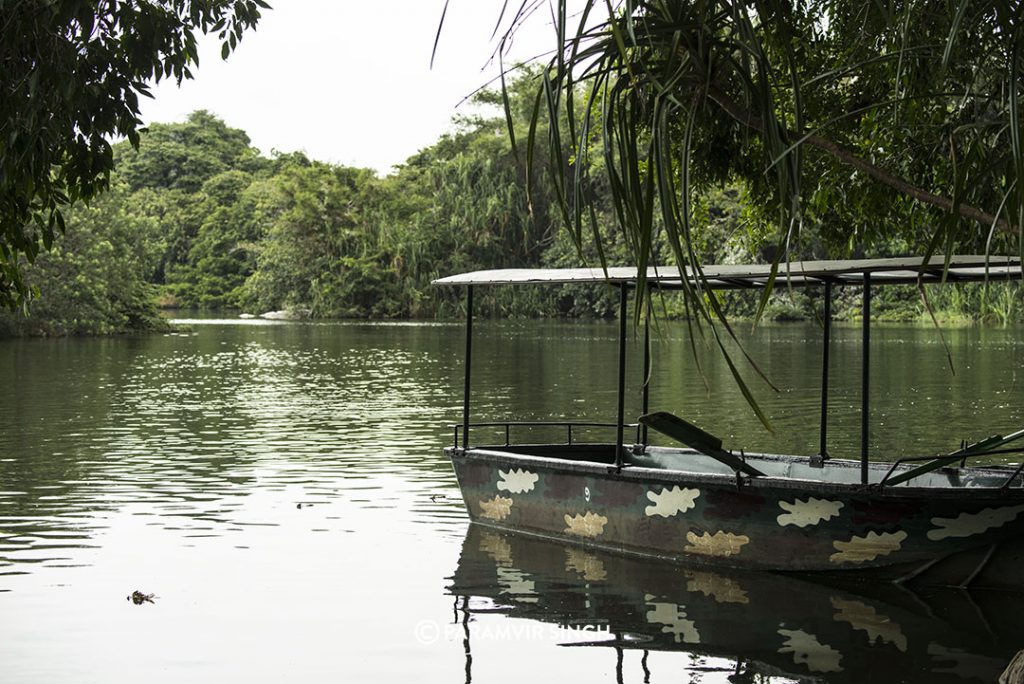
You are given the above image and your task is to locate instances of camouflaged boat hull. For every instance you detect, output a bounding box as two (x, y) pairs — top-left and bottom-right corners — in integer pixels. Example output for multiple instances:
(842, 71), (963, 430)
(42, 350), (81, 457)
(448, 445), (1024, 589)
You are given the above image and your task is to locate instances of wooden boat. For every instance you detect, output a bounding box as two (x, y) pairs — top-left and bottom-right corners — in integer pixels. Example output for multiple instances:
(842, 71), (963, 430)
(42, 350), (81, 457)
(433, 256), (1024, 589)
(448, 525), (1024, 683)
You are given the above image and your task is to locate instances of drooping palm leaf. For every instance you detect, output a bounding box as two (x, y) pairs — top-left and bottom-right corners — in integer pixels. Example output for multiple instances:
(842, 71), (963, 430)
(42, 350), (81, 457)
(454, 0), (1024, 427)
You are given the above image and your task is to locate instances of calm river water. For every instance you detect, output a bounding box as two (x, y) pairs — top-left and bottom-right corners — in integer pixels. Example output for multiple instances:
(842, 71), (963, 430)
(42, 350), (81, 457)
(0, 318), (1022, 683)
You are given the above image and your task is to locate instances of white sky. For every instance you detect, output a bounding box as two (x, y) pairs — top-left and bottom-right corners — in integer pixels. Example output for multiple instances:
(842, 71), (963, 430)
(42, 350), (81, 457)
(139, 1), (562, 176)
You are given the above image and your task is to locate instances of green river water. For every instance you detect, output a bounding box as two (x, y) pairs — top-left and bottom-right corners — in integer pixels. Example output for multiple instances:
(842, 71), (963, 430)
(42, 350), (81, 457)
(0, 318), (1021, 683)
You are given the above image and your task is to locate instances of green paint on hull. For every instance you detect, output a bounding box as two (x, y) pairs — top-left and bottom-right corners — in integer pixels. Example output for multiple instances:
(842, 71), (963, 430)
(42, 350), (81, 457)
(449, 446), (1024, 586)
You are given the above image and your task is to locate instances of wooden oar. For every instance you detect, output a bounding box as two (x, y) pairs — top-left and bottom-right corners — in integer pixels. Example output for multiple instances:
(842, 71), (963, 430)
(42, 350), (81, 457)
(639, 412), (765, 477)
(884, 427), (1024, 487)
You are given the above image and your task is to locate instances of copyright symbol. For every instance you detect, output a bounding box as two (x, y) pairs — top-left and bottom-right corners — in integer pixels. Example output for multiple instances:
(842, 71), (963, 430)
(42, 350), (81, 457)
(414, 619), (440, 645)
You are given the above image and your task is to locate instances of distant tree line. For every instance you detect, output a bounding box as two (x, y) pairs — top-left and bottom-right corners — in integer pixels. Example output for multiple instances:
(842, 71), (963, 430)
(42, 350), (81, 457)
(1, 74), (1021, 336)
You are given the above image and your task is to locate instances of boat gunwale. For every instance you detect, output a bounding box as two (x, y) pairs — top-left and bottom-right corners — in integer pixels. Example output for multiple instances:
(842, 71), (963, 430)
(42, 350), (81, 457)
(450, 445), (1024, 500)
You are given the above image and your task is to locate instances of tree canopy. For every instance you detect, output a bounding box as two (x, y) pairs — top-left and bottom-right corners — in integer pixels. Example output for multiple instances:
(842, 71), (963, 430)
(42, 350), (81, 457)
(0, 0), (268, 309)
(501, 1), (1022, 279)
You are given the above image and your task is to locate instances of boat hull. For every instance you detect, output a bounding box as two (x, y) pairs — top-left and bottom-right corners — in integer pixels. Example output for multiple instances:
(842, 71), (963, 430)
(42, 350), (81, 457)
(448, 446), (1024, 589)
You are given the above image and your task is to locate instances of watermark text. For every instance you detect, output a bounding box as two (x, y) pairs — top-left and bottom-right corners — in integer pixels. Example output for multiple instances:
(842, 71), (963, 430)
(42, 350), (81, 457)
(414, 619), (609, 645)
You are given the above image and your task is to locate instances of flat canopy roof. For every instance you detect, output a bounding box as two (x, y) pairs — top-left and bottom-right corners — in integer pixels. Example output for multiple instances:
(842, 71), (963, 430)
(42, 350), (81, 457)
(432, 255), (1023, 290)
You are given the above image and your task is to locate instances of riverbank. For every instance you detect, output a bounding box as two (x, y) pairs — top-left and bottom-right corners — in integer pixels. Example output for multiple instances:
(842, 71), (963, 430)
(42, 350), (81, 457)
(2, 287), (1020, 339)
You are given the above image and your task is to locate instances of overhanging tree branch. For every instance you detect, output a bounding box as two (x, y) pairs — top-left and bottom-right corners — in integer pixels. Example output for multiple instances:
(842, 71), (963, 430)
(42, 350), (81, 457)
(703, 84), (1014, 233)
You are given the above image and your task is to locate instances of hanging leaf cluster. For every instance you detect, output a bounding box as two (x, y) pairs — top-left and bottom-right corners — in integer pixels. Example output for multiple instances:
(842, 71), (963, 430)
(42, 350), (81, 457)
(0, 0), (269, 309)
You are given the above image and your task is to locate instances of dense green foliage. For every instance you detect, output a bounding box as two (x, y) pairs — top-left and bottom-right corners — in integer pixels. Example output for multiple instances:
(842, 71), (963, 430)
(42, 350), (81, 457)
(513, 1), (1023, 276)
(3, 101), (568, 332)
(5, 77), (1024, 336)
(0, 181), (168, 336)
(0, 0), (267, 309)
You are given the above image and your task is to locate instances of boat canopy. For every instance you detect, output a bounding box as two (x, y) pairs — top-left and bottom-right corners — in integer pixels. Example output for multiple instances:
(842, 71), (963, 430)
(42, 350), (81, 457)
(441, 253), (1024, 481)
(433, 255), (1022, 289)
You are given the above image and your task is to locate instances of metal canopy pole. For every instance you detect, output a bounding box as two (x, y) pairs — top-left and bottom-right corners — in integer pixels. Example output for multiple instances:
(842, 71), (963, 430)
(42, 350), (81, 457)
(641, 300), (651, 446)
(861, 275), (871, 484)
(615, 284), (628, 469)
(818, 281), (832, 460)
(463, 285), (473, 450)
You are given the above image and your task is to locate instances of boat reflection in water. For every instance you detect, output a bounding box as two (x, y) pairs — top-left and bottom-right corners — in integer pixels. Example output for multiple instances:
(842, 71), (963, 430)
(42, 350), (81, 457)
(447, 525), (1023, 683)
